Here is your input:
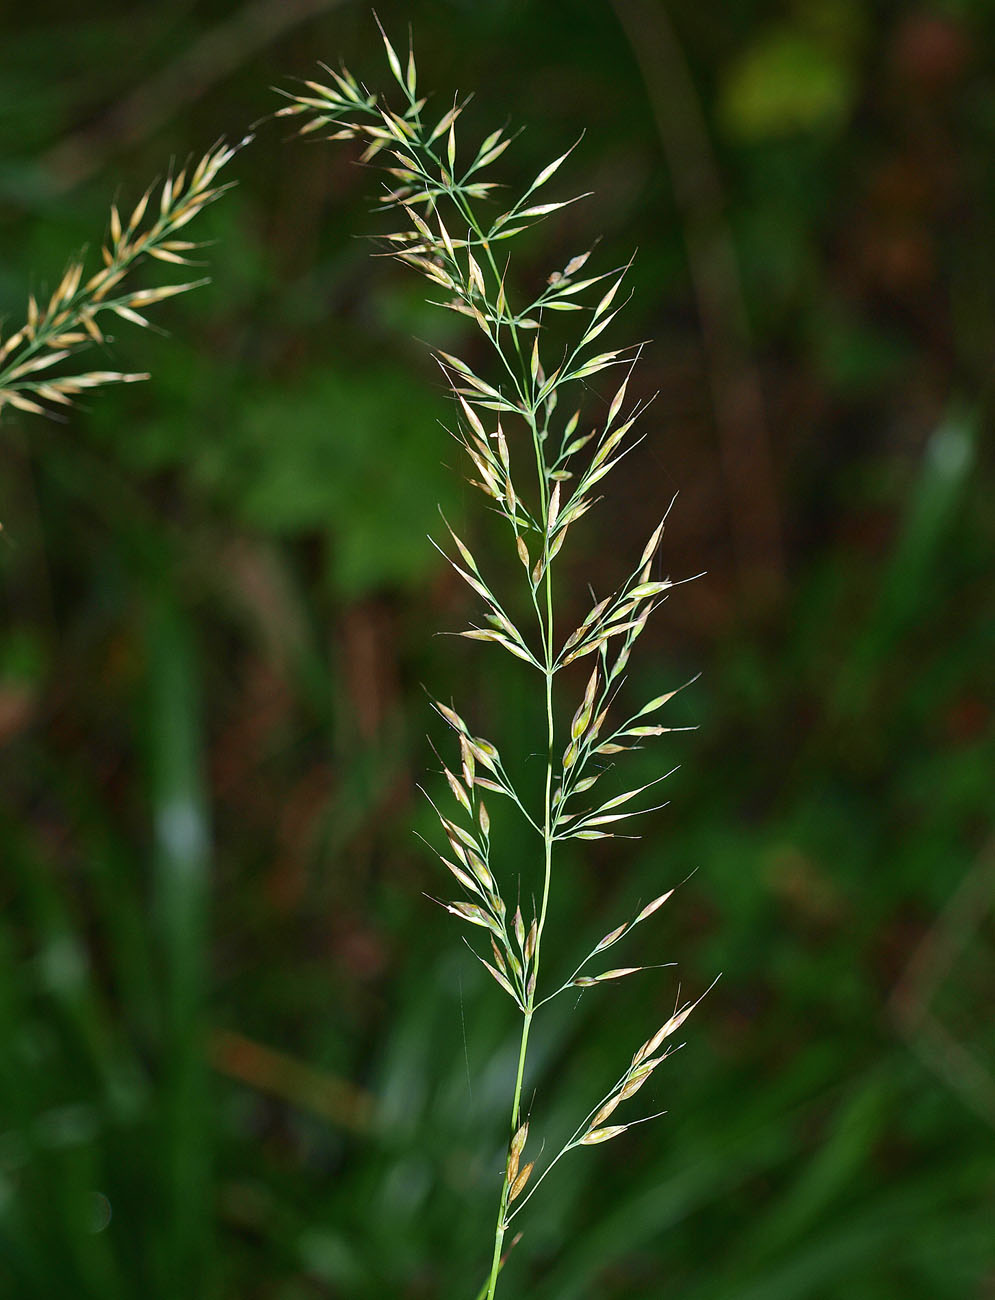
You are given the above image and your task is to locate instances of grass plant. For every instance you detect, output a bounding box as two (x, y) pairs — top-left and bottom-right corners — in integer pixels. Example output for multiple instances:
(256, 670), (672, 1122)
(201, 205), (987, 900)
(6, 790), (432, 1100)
(280, 26), (709, 1295)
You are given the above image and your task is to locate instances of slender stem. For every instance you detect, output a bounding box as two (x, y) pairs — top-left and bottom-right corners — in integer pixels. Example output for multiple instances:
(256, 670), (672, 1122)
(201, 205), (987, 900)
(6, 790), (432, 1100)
(484, 1008), (532, 1299)
(483, 698), (553, 1297)
(484, 453), (556, 1300)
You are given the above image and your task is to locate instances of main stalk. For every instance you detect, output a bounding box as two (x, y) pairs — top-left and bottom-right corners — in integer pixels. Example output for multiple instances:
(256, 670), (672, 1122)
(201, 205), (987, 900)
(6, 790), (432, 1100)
(484, 542), (555, 1299)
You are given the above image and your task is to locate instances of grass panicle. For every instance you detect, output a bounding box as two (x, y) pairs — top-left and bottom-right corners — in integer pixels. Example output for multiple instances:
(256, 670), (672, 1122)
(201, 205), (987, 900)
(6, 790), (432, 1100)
(281, 27), (709, 1298)
(0, 135), (249, 421)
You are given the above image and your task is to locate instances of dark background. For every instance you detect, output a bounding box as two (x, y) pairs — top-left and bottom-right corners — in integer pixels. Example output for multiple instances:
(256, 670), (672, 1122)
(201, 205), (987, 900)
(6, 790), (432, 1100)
(1, 1), (993, 1296)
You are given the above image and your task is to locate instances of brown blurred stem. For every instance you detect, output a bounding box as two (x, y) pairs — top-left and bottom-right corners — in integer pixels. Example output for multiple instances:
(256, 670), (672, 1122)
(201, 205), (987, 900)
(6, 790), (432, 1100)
(611, 0), (784, 610)
(211, 1027), (374, 1132)
(42, 0), (347, 191)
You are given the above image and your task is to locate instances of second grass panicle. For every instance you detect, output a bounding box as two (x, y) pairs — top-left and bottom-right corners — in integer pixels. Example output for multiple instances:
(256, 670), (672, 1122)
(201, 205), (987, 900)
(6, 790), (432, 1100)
(0, 137), (248, 422)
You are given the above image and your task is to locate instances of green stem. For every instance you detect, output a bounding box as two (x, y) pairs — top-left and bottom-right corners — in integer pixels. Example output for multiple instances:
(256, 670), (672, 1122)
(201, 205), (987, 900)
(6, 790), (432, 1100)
(484, 544), (556, 1300)
(484, 1007), (533, 1299)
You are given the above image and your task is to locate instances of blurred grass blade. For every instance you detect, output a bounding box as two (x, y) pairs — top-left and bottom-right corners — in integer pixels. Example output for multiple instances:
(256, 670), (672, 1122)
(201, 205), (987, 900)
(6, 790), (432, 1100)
(833, 407), (976, 718)
(145, 591), (212, 1295)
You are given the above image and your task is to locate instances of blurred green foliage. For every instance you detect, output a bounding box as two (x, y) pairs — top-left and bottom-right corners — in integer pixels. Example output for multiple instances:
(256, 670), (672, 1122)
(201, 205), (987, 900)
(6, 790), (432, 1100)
(1, 1), (993, 1297)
